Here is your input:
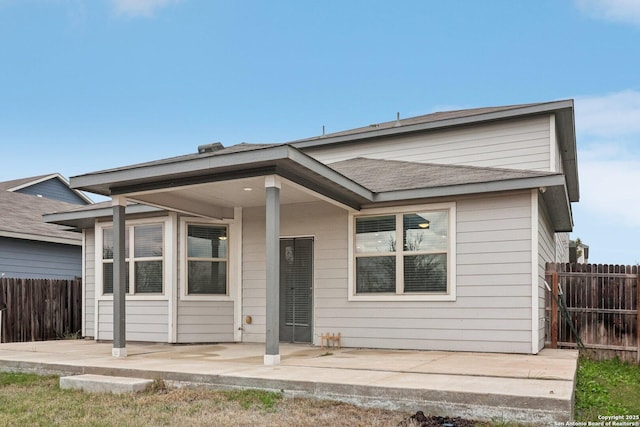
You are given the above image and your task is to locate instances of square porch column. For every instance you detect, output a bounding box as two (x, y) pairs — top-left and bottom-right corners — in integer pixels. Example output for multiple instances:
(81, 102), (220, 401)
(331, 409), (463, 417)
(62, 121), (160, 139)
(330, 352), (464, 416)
(112, 196), (127, 358)
(264, 176), (280, 365)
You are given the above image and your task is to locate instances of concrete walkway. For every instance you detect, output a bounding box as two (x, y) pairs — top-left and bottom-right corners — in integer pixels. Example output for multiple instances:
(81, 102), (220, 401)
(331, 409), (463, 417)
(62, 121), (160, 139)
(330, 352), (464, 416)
(0, 340), (578, 424)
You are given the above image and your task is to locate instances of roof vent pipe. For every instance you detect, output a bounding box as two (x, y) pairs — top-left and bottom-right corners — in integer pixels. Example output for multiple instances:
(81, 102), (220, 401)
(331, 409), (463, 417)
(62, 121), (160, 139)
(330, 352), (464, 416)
(198, 142), (224, 154)
(395, 112), (401, 127)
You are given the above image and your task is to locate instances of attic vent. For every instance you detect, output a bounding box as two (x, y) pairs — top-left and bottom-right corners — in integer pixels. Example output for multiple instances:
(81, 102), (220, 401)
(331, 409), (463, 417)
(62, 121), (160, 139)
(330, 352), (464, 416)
(198, 142), (224, 154)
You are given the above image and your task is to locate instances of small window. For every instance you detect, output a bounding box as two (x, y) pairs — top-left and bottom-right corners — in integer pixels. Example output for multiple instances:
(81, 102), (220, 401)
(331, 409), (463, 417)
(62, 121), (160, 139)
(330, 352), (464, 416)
(186, 224), (228, 295)
(102, 223), (163, 295)
(354, 209), (450, 296)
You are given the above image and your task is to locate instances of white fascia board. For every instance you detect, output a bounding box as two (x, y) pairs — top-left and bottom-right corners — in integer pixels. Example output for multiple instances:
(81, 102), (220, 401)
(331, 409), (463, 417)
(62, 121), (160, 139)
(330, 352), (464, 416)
(0, 230), (81, 246)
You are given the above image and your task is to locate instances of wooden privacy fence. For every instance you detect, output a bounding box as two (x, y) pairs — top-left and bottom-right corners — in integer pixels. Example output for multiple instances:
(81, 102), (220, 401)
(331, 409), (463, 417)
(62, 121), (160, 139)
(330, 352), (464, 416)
(0, 277), (82, 343)
(545, 263), (640, 363)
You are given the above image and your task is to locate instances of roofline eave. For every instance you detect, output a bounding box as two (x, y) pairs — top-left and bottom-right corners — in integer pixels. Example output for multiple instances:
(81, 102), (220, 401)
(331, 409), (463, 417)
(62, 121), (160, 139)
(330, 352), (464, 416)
(553, 105), (579, 203)
(291, 100), (575, 149)
(370, 174), (567, 203)
(70, 146), (295, 195)
(369, 174), (573, 232)
(70, 145), (373, 209)
(44, 204), (164, 228)
(0, 230), (81, 246)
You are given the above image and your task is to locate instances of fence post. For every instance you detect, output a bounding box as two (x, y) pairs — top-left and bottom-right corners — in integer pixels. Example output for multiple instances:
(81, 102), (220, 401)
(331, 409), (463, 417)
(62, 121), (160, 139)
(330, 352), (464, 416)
(637, 272), (639, 364)
(551, 271), (559, 349)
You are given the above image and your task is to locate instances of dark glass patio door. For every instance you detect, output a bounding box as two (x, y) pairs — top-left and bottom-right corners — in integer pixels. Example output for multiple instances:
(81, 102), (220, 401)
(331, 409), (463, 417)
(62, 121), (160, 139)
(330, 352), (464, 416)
(279, 237), (313, 343)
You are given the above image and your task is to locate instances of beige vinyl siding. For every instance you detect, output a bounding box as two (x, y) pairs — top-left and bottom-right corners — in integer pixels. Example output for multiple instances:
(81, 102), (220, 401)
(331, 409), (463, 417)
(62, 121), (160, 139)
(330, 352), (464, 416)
(555, 233), (569, 262)
(97, 300), (168, 342)
(454, 191), (533, 353)
(176, 301), (234, 342)
(305, 116), (552, 171)
(555, 141), (563, 173)
(175, 217), (235, 343)
(241, 207), (268, 343)
(538, 194), (556, 351)
(242, 202), (348, 343)
(84, 228), (95, 338)
(243, 194), (534, 353)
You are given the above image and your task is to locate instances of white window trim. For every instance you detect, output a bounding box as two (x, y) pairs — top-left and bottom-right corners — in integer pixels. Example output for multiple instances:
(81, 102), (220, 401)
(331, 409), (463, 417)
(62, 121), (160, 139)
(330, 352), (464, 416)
(95, 217), (170, 301)
(179, 217), (240, 302)
(348, 202), (457, 302)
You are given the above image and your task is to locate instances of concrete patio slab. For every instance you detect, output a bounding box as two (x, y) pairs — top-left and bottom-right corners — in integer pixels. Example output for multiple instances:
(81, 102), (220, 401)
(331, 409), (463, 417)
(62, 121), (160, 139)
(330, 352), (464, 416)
(0, 340), (578, 424)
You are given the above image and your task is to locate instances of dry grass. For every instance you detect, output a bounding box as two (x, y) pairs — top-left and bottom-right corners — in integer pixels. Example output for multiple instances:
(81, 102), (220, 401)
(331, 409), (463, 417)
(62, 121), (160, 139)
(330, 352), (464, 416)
(0, 373), (414, 426)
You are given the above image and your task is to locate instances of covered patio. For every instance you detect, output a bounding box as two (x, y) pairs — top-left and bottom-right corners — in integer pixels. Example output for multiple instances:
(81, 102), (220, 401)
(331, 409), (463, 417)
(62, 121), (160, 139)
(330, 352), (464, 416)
(0, 340), (577, 424)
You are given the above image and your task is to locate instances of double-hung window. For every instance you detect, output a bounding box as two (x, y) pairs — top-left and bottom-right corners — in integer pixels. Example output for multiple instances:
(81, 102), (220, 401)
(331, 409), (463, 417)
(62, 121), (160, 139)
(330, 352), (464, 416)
(186, 224), (228, 295)
(102, 223), (164, 295)
(351, 203), (455, 301)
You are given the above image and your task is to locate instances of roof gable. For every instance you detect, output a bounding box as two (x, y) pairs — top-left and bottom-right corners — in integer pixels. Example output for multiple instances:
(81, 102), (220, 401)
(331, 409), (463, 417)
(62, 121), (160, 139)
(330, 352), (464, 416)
(1, 173), (93, 205)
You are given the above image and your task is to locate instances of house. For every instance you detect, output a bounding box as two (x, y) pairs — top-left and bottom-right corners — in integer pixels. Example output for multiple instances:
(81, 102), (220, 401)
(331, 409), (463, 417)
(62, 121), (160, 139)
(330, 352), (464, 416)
(45, 100), (578, 364)
(0, 174), (92, 279)
(569, 239), (589, 264)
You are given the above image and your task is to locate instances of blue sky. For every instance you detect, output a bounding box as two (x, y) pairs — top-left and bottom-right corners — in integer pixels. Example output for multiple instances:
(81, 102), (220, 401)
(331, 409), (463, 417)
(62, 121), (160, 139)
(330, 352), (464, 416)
(1, 0), (639, 264)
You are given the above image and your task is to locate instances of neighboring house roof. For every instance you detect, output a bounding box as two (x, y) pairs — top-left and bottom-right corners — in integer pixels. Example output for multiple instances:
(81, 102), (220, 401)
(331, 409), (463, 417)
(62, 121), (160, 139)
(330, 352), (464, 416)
(0, 173), (93, 204)
(0, 189), (82, 245)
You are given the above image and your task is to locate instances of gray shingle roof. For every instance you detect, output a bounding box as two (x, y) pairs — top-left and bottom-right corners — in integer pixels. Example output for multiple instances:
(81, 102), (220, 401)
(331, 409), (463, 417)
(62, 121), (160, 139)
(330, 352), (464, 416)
(288, 102), (543, 144)
(0, 177), (83, 242)
(329, 157), (559, 193)
(0, 174), (55, 191)
(78, 143), (280, 176)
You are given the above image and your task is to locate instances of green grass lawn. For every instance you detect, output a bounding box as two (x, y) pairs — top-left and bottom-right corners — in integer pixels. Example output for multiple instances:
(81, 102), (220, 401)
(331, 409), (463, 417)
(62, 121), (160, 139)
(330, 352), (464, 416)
(574, 357), (640, 421)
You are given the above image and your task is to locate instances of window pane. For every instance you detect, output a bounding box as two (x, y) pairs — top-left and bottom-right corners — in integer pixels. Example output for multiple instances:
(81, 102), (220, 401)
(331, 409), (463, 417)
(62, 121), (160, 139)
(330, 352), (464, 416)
(356, 256), (395, 293)
(355, 216), (396, 254)
(188, 261), (227, 294)
(188, 225), (227, 258)
(134, 224), (163, 258)
(103, 262), (130, 294)
(103, 263), (113, 294)
(404, 254), (447, 292)
(135, 261), (163, 293)
(403, 211), (448, 252)
(102, 228), (129, 259)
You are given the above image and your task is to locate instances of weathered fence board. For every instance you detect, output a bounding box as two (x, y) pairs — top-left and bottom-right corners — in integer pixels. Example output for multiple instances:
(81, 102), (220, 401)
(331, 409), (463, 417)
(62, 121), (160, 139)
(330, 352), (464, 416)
(545, 263), (639, 363)
(0, 277), (82, 343)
